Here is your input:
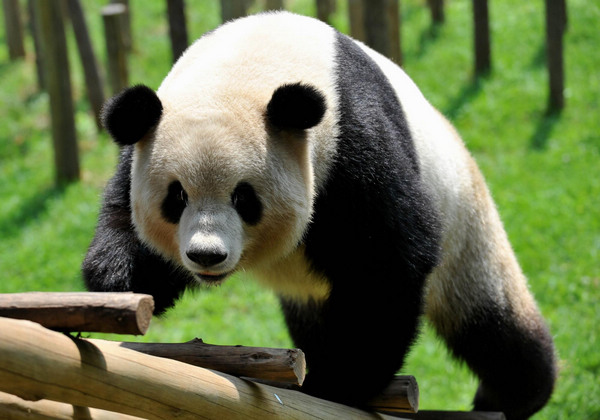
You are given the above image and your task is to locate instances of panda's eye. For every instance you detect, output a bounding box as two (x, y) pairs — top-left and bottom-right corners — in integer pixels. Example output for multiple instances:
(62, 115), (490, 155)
(161, 181), (188, 224)
(231, 182), (262, 226)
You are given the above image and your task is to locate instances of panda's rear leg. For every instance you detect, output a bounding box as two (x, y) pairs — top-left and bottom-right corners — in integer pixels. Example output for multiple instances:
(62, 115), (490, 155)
(430, 298), (557, 419)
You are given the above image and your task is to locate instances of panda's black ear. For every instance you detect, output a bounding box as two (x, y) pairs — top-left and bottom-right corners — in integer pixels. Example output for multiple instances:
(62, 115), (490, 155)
(266, 83), (326, 131)
(102, 85), (163, 146)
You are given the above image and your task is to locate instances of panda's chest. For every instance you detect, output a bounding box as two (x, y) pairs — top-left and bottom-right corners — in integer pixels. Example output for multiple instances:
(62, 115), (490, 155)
(252, 246), (331, 302)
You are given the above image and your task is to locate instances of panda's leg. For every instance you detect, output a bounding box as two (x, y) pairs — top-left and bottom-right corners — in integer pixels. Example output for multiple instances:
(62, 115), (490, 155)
(439, 301), (555, 419)
(426, 262), (557, 419)
(82, 146), (192, 314)
(280, 283), (423, 406)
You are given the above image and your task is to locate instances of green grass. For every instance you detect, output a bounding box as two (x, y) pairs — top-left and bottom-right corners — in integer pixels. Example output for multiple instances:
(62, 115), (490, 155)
(1, 1), (598, 418)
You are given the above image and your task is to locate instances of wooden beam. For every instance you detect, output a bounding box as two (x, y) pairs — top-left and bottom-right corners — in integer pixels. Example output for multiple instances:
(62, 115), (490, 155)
(102, 338), (306, 385)
(0, 317), (400, 420)
(363, 0), (402, 64)
(265, 0), (284, 10)
(66, 0), (106, 130)
(369, 375), (419, 413)
(220, 0), (247, 22)
(34, 0), (80, 184)
(348, 0), (366, 42)
(427, 0), (444, 25)
(473, 0), (491, 75)
(2, 0), (26, 59)
(544, 0), (565, 111)
(0, 390), (144, 420)
(167, 0), (188, 63)
(0, 292), (154, 335)
(102, 3), (129, 94)
(399, 410), (506, 419)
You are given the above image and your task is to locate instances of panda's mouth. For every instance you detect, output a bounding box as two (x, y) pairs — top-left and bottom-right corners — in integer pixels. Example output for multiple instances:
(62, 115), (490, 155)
(195, 272), (230, 283)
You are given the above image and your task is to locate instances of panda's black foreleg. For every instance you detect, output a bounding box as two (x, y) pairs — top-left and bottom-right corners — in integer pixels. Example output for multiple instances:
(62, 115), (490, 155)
(82, 146), (192, 314)
(280, 284), (423, 407)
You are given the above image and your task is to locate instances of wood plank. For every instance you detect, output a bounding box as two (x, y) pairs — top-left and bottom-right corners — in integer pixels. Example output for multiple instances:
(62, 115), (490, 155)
(0, 292), (154, 335)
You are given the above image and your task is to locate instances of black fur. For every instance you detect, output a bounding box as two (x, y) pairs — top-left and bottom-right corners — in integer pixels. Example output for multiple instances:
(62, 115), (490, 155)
(161, 181), (187, 224)
(82, 146), (192, 314)
(266, 83), (326, 130)
(231, 182), (263, 225)
(446, 304), (557, 419)
(281, 32), (442, 406)
(102, 85), (163, 146)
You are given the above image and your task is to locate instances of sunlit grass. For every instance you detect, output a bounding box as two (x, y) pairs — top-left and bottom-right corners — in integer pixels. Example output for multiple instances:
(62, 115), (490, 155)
(0, 1), (598, 418)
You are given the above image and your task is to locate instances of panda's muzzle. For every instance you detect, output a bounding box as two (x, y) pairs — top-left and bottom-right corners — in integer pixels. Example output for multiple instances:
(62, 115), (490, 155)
(186, 249), (232, 283)
(186, 249), (228, 267)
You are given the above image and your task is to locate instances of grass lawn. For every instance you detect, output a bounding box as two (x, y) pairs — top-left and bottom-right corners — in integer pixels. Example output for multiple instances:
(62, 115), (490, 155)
(1, 1), (598, 418)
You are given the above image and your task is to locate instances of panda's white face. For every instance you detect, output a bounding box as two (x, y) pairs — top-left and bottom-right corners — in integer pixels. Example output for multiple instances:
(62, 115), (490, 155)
(130, 102), (315, 284)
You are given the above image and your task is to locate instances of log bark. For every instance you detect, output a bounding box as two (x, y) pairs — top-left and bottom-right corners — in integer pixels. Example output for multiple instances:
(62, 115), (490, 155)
(545, 0), (565, 111)
(0, 390), (144, 420)
(473, 0), (491, 75)
(427, 0), (444, 24)
(363, 0), (401, 64)
(400, 410), (506, 419)
(3, 0), (26, 60)
(114, 338), (418, 412)
(0, 292), (154, 335)
(167, 0), (188, 63)
(111, 338), (306, 385)
(369, 375), (419, 413)
(34, 0), (80, 184)
(348, 0), (366, 42)
(102, 3), (129, 95)
(66, 0), (105, 130)
(220, 0), (247, 22)
(0, 317), (400, 420)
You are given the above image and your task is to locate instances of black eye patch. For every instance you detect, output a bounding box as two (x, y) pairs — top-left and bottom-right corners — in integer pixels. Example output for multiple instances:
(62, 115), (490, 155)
(161, 181), (188, 224)
(231, 182), (262, 225)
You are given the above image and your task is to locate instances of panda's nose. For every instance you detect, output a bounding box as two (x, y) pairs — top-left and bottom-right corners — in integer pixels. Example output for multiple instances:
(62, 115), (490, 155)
(186, 249), (228, 267)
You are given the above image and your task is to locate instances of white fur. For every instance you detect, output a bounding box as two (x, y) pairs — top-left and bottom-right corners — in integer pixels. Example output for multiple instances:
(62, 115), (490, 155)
(131, 12), (339, 291)
(357, 44), (538, 334)
(131, 12), (537, 322)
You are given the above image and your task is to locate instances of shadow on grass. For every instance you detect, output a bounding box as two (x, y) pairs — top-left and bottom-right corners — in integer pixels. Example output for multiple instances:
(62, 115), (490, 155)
(443, 75), (487, 121)
(0, 184), (66, 239)
(530, 108), (562, 150)
(413, 23), (444, 60)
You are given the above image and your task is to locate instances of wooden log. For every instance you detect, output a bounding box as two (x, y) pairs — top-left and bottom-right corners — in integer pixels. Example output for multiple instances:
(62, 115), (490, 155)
(399, 410), (506, 419)
(348, 0), (366, 42)
(102, 3), (129, 95)
(104, 339), (418, 413)
(2, 0), (26, 60)
(66, 0), (106, 130)
(0, 317), (400, 420)
(220, 0), (247, 22)
(0, 292), (154, 335)
(473, 0), (491, 75)
(0, 390), (144, 420)
(316, 0), (335, 23)
(34, 0), (80, 184)
(369, 375), (418, 413)
(167, 0), (188, 63)
(545, 0), (565, 111)
(363, 0), (402, 64)
(27, 0), (46, 90)
(110, 337), (306, 385)
(111, 0), (132, 51)
(427, 0), (444, 25)
(265, 0), (284, 10)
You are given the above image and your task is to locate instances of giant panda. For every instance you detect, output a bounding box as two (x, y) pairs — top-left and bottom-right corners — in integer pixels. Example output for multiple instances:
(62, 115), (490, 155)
(83, 11), (556, 419)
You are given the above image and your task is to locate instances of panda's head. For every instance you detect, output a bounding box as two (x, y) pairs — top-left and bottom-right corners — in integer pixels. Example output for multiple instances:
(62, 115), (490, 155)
(102, 83), (326, 283)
